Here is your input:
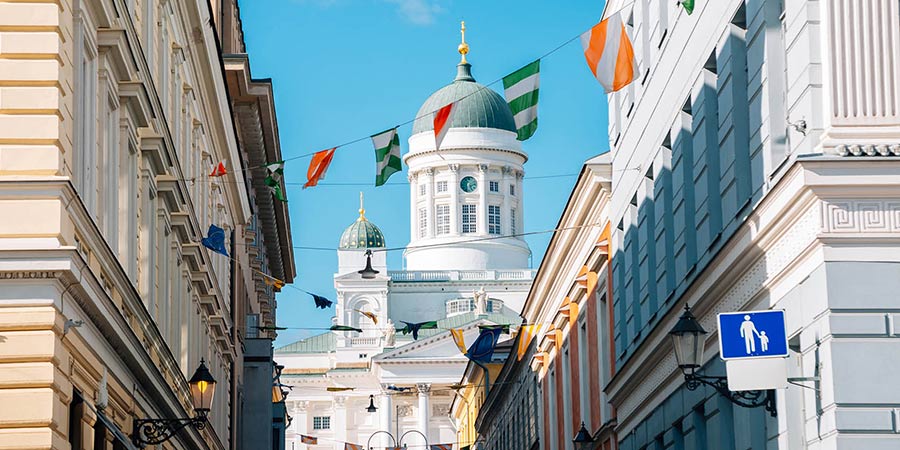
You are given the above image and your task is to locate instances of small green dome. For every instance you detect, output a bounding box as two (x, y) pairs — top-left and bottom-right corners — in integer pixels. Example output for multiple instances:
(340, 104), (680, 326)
(339, 210), (385, 249)
(412, 63), (516, 135)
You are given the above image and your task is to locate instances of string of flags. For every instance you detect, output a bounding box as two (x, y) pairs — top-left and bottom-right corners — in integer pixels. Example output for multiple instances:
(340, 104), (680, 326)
(204, 1), (678, 201)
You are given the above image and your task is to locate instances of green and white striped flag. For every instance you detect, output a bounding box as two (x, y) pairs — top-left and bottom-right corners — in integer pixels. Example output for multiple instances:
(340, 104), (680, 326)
(371, 128), (402, 187)
(678, 0), (695, 14)
(264, 160), (287, 202)
(503, 59), (540, 141)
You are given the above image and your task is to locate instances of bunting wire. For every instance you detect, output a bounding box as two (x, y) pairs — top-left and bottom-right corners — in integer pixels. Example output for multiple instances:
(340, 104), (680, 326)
(200, 3), (640, 180)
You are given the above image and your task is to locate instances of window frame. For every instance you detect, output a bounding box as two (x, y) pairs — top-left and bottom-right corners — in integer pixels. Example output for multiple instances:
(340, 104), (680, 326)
(488, 205), (501, 235)
(312, 416), (331, 430)
(461, 204), (477, 233)
(435, 204), (450, 235)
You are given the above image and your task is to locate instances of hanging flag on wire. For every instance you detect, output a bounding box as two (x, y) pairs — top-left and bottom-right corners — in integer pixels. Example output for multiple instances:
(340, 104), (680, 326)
(326, 386), (355, 392)
(330, 325), (363, 333)
(450, 328), (467, 355)
(433, 102), (456, 151)
(678, 0), (695, 14)
(264, 161), (288, 202)
(372, 128), (402, 187)
(431, 445), (454, 450)
(503, 59), (541, 141)
(201, 224), (228, 256)
(516, 324), (543, 361)
(263, 275), (285, 290)
(355, 309), (378, 325)
(307, 292), (333, 309)
(209, 161), (227, 177)
(300, 435), (317, 445)
(581, 12), (638, 93)
(305, 147), (337, 188)
(399, 320), (439, 340)
(344, 443), (364, 450)
(466, 326), (503, 363)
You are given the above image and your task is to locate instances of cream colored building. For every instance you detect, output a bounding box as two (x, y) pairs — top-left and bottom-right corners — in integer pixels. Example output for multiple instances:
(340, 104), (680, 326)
(0, 1), (293, 449)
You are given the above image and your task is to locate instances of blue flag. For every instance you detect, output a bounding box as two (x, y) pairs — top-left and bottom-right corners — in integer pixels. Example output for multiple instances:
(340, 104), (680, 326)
(201, 225), (228, 256)
(309, 293), (333, 309)
(466, 326), (503, 363)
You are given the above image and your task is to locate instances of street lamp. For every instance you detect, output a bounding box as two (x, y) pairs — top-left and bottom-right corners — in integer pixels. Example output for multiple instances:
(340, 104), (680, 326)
(572, 422), (594, 450)
(668, 304), (777, 417)
(132, 359), (216, 447)
(358, 250), (379, 279)
(366, 394), (378, 413)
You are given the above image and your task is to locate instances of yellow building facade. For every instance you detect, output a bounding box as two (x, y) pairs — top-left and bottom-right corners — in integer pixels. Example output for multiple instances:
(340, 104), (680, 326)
(0, 1), (292, 449)
(450, 344), (509, 449)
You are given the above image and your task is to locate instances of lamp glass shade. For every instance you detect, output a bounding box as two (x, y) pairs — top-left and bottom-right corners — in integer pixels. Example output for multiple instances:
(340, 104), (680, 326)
(358, 251), (379, 279)
(188, 359), (217, 414)
(668, 305), (708, 370)
(572, 422), (593, 450)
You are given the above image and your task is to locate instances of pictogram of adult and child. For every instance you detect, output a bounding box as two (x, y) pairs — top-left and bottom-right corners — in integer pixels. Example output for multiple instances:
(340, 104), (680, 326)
(739, 315), (769, 354)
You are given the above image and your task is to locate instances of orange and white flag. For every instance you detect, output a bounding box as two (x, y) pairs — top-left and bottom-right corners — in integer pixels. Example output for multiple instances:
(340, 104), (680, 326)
(344, 444), (364, 450)
(516, 324), (543, 361)
(304, 147), (337, 188)
(209, 161), (227, 177)
(433, 102), (456, 151)
(581, 12), (637, 93)
(300, 435), (317, 445)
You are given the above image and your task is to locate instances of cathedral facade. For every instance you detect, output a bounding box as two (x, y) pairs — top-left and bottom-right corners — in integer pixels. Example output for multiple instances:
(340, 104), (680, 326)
(277, 48), (535, 450)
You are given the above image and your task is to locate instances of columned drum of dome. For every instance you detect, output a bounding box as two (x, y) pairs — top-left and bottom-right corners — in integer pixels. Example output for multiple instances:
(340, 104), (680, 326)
(404, 26), (531, 271)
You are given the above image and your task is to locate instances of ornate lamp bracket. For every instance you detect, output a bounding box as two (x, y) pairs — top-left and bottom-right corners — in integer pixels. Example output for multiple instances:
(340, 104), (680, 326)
(132, 416), (207, 448)
(683, 369), (777, 417)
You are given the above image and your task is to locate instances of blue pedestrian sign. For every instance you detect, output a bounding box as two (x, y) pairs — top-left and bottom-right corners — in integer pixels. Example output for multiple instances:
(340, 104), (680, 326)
(718, 310), (788, 360)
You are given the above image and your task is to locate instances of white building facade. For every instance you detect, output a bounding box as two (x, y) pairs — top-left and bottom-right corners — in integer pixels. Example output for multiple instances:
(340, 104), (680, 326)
(601, 0), (900, 449)
(277, 54), (535, 450)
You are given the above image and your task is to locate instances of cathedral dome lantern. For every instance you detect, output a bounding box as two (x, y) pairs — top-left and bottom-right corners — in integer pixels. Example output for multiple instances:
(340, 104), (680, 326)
(339, 207), (386, 250)
(337, 194), (388, 275)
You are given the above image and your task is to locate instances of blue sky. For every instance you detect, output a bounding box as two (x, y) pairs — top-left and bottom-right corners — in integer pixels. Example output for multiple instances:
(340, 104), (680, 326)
(239, 0), (610, 347)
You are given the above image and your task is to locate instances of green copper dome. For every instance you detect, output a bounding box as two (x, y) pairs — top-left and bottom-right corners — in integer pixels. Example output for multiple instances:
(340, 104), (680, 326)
(339, 209), (385, 250)
(411, 63), (517, 135)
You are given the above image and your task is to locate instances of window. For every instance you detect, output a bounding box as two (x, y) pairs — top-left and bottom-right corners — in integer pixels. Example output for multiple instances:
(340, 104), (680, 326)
(511, 209), (517, 235)
(489, 181), (499, 192)
(435, 205), (450, 235)
(488, 205), (501, 235)
(436, 181), (448, 193)
(69, 390), (84, 448)
(419, 184), (426, 196)
(313, 416), (331, 430)
(462, 204), (477, 233)
(418, 208), (427, 238)
(510, 184), (516, 196)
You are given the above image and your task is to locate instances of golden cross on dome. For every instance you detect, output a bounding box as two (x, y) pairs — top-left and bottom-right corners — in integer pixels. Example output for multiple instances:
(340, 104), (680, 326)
(458, 21), (469, 63)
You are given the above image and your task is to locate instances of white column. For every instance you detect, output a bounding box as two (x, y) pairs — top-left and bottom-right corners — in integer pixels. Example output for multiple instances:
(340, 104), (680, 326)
(448, 164), (460, 235)
(423, 168), (435, 237)
(294, 401), (309, 445)
(476, 164), (488, 235)
(501, 166), (511, 235)
(379, 390), (392, 447)
(416, 384), (431, 444)
(409, 171), (418, 242)
(516, 170), (524, 236)
(334, 396), (348, 445)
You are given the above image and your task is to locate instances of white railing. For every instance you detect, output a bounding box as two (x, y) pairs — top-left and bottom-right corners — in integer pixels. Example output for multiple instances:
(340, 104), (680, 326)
(388, 270), (537, 282)
(349, 337), (381, 346)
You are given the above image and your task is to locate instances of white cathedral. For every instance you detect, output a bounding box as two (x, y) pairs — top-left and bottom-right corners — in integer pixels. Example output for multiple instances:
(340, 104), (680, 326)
(277, 39), (535, 450)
